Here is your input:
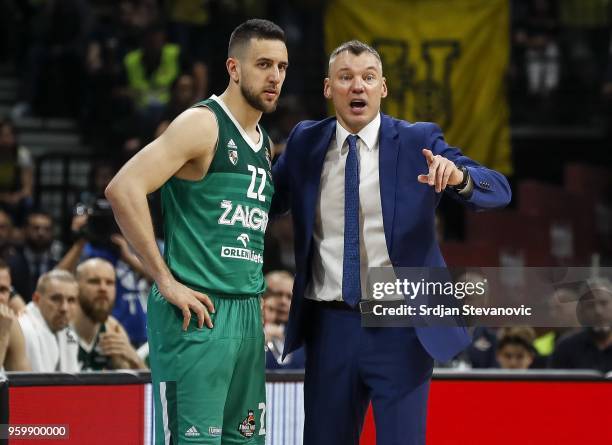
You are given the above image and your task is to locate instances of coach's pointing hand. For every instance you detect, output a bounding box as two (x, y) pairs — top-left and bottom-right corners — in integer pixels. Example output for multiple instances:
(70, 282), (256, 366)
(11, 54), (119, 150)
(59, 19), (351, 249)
(418, 148), (464, 193)
(159, 279), (215, 330)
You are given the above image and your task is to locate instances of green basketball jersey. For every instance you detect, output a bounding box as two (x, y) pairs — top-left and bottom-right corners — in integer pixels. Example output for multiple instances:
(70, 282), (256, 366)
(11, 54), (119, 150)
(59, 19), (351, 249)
(160, 95), (274, 296)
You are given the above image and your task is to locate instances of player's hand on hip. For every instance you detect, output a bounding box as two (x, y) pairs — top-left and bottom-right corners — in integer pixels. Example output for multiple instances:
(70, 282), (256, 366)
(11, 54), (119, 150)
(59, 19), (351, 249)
(418, 148), (464, 193)
(159, 280), (215, 330)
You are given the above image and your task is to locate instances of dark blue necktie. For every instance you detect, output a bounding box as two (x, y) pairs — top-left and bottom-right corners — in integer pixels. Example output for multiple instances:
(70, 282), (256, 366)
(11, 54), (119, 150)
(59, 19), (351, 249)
(342, 134), (361, 307)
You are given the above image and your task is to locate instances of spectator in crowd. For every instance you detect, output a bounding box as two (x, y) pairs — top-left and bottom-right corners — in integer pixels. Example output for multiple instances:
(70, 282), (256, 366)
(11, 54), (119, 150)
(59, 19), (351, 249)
(524, 0), (560, 97)
(125, 0), (159, 30)
(82, 0), (150, 148)
(0, 259), (30, 371)
(153, 73), (198, 138)
(116, 22), (206, 152)
(58, 206), (151, 347)
(72, 258), (146, 370)
(263, 270), (304, 370)
(496, 326), (537, 370)
(0, 118), (34, 227)
(74, 161), (119, 216)
(454, 271), (498, 369)
(0, 210), (16, 260)
(531, 287), (581, 367)
(464, 327), (499, 369)
(551, 279), (612, 373)
(7, 210), (61, 302)
(18, 269), (80, 372)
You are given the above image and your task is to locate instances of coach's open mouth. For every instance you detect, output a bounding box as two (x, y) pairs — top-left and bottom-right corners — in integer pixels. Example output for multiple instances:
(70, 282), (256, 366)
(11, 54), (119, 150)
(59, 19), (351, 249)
(350, 99), (366, 111)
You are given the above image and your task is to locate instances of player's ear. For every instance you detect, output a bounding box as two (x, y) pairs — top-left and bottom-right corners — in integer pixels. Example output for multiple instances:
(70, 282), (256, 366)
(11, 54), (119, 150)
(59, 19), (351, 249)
(227, 57), (240, 84)
(323, 78), (331, 99)
(381, 76), (388, 98)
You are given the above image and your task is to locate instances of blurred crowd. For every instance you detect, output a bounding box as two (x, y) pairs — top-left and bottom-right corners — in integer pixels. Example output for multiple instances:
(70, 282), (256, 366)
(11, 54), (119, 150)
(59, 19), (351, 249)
(0, 0), (610, 374)
(510, 0), (612, 124)
(2, 250), (611, 373)
(0, 0), (320, 155)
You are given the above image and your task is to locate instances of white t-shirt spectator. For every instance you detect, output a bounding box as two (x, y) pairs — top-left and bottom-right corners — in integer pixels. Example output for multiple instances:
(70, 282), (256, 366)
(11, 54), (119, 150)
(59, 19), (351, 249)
(18, 302), (79, 372)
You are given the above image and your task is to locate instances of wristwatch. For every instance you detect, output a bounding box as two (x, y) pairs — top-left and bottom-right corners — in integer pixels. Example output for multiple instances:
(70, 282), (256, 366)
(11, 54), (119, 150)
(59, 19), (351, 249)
(451, 165), (469, 191)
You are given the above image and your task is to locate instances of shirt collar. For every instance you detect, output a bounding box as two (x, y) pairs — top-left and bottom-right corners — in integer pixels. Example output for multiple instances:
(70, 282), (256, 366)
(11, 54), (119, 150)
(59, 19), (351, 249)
(335, 113), (381, 153)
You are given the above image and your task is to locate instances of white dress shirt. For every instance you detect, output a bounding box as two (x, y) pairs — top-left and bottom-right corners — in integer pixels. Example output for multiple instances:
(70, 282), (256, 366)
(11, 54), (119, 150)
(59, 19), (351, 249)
(18, 302), (79, 372)
(306, 114), (394, 302)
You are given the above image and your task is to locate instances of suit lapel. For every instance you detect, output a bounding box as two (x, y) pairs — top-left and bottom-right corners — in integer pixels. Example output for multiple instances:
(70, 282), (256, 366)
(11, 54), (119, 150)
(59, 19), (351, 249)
(304, 119), (336, 243)
(378, 113), (399, 257)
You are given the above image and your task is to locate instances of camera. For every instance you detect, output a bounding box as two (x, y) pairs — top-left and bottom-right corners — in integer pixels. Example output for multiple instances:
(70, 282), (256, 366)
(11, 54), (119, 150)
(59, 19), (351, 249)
(74, 199), (120, 252)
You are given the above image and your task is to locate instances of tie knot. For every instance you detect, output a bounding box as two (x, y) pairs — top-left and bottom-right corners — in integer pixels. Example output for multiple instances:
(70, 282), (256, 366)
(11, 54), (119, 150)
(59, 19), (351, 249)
(347, 134), (359, 151)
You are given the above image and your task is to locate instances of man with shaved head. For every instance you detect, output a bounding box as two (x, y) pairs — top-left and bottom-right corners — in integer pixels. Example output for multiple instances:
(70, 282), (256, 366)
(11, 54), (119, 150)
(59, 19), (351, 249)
(272, 40), (511, 444)
(19, 269), (80, 372)
(72, 258), (145, 370)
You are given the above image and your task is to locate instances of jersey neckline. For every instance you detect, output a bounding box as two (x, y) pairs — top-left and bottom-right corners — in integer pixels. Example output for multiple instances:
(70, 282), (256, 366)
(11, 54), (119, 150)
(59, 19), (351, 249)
(210, 94), (263, 153)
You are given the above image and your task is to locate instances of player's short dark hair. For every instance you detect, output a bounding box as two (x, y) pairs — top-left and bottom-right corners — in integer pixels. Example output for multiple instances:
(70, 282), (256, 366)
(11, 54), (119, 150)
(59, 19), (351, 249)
(228, 19), (285, 58)
(328, 40), (382, 74)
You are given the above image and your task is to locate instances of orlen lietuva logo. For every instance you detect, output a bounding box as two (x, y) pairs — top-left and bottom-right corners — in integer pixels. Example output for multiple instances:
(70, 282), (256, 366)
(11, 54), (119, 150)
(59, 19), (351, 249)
(228, 139), (238, 165)
(237, 410), (256, 438)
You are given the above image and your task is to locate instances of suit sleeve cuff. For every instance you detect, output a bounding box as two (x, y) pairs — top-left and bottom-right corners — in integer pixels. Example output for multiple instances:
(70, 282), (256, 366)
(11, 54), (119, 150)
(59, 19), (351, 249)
(456, 170), (474, 198)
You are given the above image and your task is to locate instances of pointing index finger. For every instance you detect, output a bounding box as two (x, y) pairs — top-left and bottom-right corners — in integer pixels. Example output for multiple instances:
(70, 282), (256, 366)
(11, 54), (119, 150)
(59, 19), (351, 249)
(422, 148), (434, 164)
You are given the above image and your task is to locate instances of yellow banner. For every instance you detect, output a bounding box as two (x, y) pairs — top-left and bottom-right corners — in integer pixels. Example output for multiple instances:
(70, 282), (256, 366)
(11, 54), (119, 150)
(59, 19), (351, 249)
(325, 0), (511, 174)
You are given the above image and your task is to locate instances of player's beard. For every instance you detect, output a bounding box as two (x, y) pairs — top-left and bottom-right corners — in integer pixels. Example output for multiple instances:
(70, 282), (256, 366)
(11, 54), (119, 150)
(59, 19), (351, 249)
(241, 82), (278, 113)
(79, 294), (112, 323)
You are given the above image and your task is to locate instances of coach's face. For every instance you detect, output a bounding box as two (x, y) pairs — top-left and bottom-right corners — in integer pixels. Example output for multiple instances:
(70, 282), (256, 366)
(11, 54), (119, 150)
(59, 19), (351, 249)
(324, 51), (387, 134)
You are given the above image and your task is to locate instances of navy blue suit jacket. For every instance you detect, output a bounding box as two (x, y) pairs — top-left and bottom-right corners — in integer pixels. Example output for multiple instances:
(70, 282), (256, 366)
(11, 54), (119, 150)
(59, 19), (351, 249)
(272, 113), (511, 362)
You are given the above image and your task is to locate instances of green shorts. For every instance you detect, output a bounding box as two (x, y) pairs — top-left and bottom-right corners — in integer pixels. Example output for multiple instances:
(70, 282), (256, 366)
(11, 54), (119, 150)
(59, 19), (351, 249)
(147, 285), (266, 445)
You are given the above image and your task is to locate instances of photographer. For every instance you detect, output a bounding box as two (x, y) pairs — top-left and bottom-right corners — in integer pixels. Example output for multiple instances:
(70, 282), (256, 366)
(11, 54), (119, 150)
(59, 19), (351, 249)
(56, 198), (152, 347)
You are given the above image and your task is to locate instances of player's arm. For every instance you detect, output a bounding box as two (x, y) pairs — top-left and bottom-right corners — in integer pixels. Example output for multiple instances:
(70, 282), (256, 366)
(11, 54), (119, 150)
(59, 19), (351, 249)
(105, 108), (218, 330)
(4, 320), (31, 371)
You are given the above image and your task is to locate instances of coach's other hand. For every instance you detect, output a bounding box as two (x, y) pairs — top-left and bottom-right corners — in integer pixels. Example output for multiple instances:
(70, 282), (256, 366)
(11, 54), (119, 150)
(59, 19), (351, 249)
(418, 148), (464, 193)
(159, 279), (215, 330)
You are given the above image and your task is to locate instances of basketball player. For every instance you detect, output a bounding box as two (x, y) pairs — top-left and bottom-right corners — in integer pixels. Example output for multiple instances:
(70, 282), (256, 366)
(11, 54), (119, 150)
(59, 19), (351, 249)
(105, 19), (287, 444)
